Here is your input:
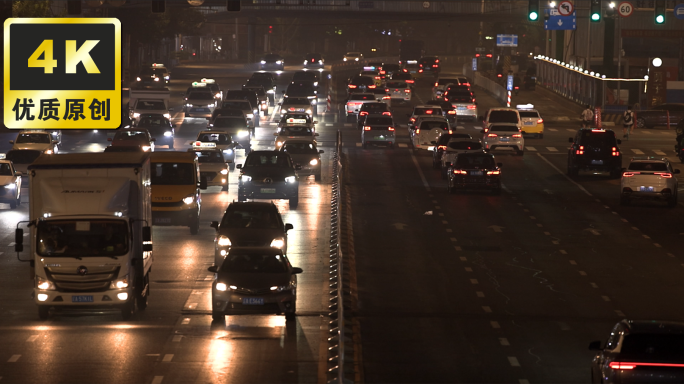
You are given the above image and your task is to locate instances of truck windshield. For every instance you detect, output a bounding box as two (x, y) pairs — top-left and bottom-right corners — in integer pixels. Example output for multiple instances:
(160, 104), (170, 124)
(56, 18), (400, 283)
(136, 101), (166, 110)
(151, 163), (196, 185)
(37, 220), (129, 257)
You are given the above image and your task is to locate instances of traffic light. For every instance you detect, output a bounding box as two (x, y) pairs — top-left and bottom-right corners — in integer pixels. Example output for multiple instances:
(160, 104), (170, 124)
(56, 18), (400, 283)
(590, 0), (601, 22)
(268, 25), (273, 34)
(528, 0), (539, 21)
(151, 1), (166, 13)
(227, 0), (241, 12)
(655, 0), (665, 24)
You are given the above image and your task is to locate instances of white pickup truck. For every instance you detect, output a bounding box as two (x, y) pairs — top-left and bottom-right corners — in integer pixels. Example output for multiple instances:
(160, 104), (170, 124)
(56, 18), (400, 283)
(129, 88), (172, 125)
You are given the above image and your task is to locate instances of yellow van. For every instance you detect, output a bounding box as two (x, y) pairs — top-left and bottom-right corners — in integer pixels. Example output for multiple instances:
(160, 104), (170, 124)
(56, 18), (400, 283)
(150, 152), (206, 234)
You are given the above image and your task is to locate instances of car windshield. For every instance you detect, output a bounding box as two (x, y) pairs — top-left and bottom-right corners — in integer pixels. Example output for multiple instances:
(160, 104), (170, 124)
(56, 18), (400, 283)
(222, 101), (250, 110)
(0, 163), (12, 175)
(628, 162), (668, 171)
(490, 125), (519, 132)
(251, 73), (272, 80)
(414, 108), (442, 115)
(456, 155), (495, 168)
(351, 77), (374, 85)
(361, 104), (388, 111)
(264, 54), (281, 61)
(114, 131), (148, 141)
(349, 94), (374, 101)
(293, 72), (317, 81)
(245, 153), (291, 167)
(366, 117), (394, 125)
(449, 141), (482, 150)
(136, 100), (166, 110)
(220, 252), (288, 273)
(188, 92), (214, 100)
(138, 117), (168, 127)
(151, 163), (195, 185)
(518, 111), (539, 118)
(214, 108), (244, 117)
(196, 151), (224, 163)
(580, 131), (617, 147)
(283, 98), (310, 105)
(489, 111), (519, 123)
(197, 133), (231, 143)
(37, 220), (128, 257)
(286, 85), (316, 94)
(281, 126), (313, 135)
(213, 118), (245, 129)
(283, 142), (318, 154)
(244, 87), (265, 96)
(16, 134), (50, 144)
(621, 334), (684, 358)
(221, 207), (281, 229)
(5, 150), (42, 164)
(445, 92), (473, 101)
(420, 121), (449, 130)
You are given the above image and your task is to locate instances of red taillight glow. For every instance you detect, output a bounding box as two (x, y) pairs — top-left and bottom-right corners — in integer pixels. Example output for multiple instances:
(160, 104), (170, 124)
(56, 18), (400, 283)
(537, 118), (544, 123)
(610, 362), (684, 369)
(360, 111), (368, 116)
(435, 59), (439, 63)
(419, 69), (423, 73)
(403, 69), (408, 72)
(486, 170), (500, 175)
(437, 145), (447, 150)
(612, 147), (620, 156)
(577, 145), (584, 155)
(467, 105), (477, 110)
(514, 86), (519, 90)
(363, 126), (371, 131)
(385, 88), (390, 92)
(405, 80), (414, 83)
(487, 133), (498, 137)
(425, 110), (433, 114)
(380, 71), (386, 74)
(512, 134), (522, 138)
(388, 127), (395, 131)
(375, 76), (381, 80)
(453, 169), (467, 175)
(623, 172), (638, 177)
(608, 362), (636, 370)
(497, 74), (502, 77)
(656, 172), (673, 178)
(448, 110), (457, 114)
(382, 96), (390, 99)
(405, 89), (411, 93)
(415, 128), (420, 134)
(369, 85), (376, 89)
(448, 130), (453, 134)
(382, 111), (392, 115)
(410, 118), (416, 122)
(434, 82), (439, 87)
(348, 84), (357, 88)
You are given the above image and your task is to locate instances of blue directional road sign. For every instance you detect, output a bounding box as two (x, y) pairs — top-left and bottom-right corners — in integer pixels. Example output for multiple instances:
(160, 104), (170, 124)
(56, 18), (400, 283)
(507, 75), (514, 91)
(472, 58), (477, 71)
(545, 9), (576, 30)
(496, 34), (518, 47)
(675, 3), (684, 20)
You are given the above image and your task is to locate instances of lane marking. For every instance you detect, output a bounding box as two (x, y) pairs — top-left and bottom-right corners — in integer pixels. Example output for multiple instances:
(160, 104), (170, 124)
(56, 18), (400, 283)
(459, 256), (467, 261)
(356, 143), (362, 147)
(552, 240), (559, 244)
(441, 220), (448, 224)
(615, 310), (625, 317)
(569, 260), (577, 265)
(559, 250), (567, 254)
(344, 123), (353, 127)
(642, 234), (650, 239)
(548, 128), (558, 132)
(476, 291), (485, 297)
(181, 318), (190, 325)
(397, 143), (407, 148)
(464, 267), (473, 272)
(590, 282), (598, 288)
(470, 279), (479, 284)
(491, 321), (500, 329)
(566, 128), (575, 132)
(579, 271), (587, 276)
(543, 231), (551, 236)
(602, 296), (611, 302)
(187, 303), (197, 310)
(410, 150), (431, 192)
(632, 227), (639, 231)
(325, 123), (333, 127)
(508, 356), (520, 367)
(558, 322), (570, 330)
(499, 338), (510, 346)
(446, 229), (453, 233)
(537, 153), (592, 196)
(529, 216), (536, 219)
(152, 376), (164, 384)
(546, 147), (558, 152)
(482, 306), (492, 313)
(526, 146), (537, 151)
(162, 354), (174, 362)
(654, 150), (666, 155)
(27, 335), (39, 342)
(536, 223), (543, 227)
(450, 237), (457, 242)
(7, 355), (20, 363)
(631, 149), (645, 154)
(172, 335), (183, 342)
(654, 243), (662, 248)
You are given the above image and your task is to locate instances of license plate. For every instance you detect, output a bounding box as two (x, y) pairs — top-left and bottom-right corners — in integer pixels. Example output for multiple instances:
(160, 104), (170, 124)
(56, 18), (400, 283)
(500, 138), (510, 142)
(72, 295), (94, 303)
(471, 171), (483, 176)
(154, 217), (171, 224)
(591, 160), (604, 165)
(261, 188), (276, 193)
(193, 108), (207, 112)
(639, 186), (655, 192)
(242, 297), (264, 305)
(457, 107), (467, 110)
(524, 121), (534, 125)
(374, 136), (385, 139)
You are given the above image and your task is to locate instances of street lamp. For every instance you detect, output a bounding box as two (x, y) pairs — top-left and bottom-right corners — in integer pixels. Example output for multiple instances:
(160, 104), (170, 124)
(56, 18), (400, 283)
(652, 57), (663, 67)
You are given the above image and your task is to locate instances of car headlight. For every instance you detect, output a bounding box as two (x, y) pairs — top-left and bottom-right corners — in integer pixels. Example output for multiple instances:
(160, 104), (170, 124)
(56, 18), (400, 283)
(154, 77), (160, 82)
(318, 60), (322, 64)
(183, 194), (195, 205)
(309, 159), (318, 166)
(246, 113), (254, 119)
(109, 275), (129, 289)
(223, 149), (233, 154)
(216, 282), (227, 291)
(215, 93), (221, 98)
(4, 183), (16, 189)
(163, 113), (171, 119)
(133, 113), (140, 118)
(220, 169), (228, 175)
(355, 58), (359, 61)
(276, 60), (282, 64)
(185, 104), (193, 107)
(270, 281), (295, 292)
(267, 89), (274, 94)
(270, 238), (285, 249)
(276, 141), (283, 147)
(305, 109), (312, 115)
(142, 145), (151, 152)
(237, 130), (249, 137)
(285, 176), (296, 183)
(217, 235), (231, 247)
(343, 58), (348, 61)
(163, 131), (173, 137)
(260, 60), (266, 64)
(136, 77), (141, 81)
(209, 103), (216, 108)
(303, 60), (307, 64)
(51, 131), (59, 136)
(45, 149), (53, 155)
(241, 175), (252, 182)
(164, 76), (169, 79)
(36, 276), (55, 290)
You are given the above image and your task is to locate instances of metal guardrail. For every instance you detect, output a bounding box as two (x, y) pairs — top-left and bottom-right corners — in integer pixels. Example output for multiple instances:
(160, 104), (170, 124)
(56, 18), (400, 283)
(327, 130), (352, 384)
(474, 72), (508, 107)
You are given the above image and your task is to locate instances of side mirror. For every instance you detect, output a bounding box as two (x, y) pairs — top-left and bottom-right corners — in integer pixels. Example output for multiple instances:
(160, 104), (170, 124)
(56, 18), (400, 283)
(675, 169), (681, 174)
(169, 108), (174, 112)
(617, 139), (622, 145)
(236, 164), (242, 169)
(208, 266), (218, 273)
(568, 138), (574, 143)
(199, 177), (208, 190)
(291, 267), (303, 274)
(588, 341), (602, 351)
(497, 162), (503, 167)
(210, 221), (219, 229)
(315, 133), (320, 136)
(319, 150), (324, 154)
(9, 140), (13, 144)
(285, 223), (293, 231)
(295, 164), (302, 170)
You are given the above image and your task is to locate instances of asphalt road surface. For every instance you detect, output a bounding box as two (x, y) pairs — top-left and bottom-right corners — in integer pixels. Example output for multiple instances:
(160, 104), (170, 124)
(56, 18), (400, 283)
(0, 61), (682, 383)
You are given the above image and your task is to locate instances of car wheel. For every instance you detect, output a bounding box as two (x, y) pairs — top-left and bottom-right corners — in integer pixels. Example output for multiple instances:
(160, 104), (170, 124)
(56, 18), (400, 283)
(620, 195), (631, 206)
(212, 312), (225, 322)
(668, 192), (678, 207)
(189, 217), (200, 235)
(38, 305), (50, 320)
(315, 173), (321, 182)
(636, 117), (646, 129)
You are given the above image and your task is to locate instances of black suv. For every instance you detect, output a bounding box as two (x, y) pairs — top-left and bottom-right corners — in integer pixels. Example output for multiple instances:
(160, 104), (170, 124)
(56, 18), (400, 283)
(357, 102), (391, 129)
(237, 151), (301, 208)
(210, 202), (294, 266)
(567, 128), (622, 177)
(447, 152), (502, 195)
(136, 113), (175, 149)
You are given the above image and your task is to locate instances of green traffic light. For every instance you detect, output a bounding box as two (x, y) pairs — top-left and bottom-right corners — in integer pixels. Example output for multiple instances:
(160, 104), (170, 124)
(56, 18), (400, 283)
(655, 14), (665, 23)
(591, 13), (600, 21)
(529, 11), (538, 21)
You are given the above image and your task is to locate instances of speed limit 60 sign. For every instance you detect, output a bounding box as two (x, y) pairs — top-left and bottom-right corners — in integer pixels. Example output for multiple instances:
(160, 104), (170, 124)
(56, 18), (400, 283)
(3, 18), (121, 129)
(618, 1), (634, 17)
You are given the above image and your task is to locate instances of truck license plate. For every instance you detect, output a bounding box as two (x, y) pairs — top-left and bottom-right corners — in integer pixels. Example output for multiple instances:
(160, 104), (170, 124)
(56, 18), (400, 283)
(261, 188), (276, 194)
(72, 295), (94, 303)
(242, 297), (264, 305)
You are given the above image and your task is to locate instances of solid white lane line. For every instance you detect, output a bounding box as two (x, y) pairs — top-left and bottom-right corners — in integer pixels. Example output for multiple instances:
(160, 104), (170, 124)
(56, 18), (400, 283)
(162, 354), (174, 362)
(631, 149), (644, 154)
(410, 149), (431, 192)
(654, 150), (666, 155)
(26, 335), (39, 342)
(491, 321), (500, 329)
(7, 355), (20, 363)
(499, 338), (510, 346)
(152, 376), (164, 384)
(546, 147), (558, 152)
(537, 153), (592, 196)
(508, 356), (520, 367)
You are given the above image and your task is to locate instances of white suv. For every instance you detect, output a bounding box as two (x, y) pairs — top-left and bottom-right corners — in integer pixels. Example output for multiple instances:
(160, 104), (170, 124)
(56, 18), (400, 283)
(483, 123), (524, 156)
(621, 157), (680, 207)
(480, 107), (522, 133)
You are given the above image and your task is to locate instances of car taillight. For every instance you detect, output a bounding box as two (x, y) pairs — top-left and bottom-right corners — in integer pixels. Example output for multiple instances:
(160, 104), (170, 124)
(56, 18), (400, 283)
(514, 86), (519, 89)
(425, 110), (433, 114)
(623, 172), (638, 177)
(406, 80), (414, 83)
(435, 59), (439, 63)
(369, 85), (376, 89)
(388, 127), (395, 131)
(382, 111), (391, 115)
(610, 362), (684, 369)
(410, 118), (416, 122)
(434, 82), (439, 87)
(403, 69), (408, 72)
(385, 88), (390, 92)
(453, 169), (467, 175)
(512, 133), (522, 138)
(359, 111), (368, 116)
(348, 84), (357, 88)
(382, 96), (390, 100)
(486, 170), (500, 175)
(380, 71), (385, 74)
(448, 130), (453, 134)
(437, 145), (447, 150)
(405, 89), (411, 93)
(433, 65), (438, 67)
(537, 118), (544, 123)
(576, 145), (584, 155)
(467, 105), (477, 110)
(609, 362), (636, 370)
(448, 110), (456, 114)
(363, 126), (371, 131)
(415, 129), (420, 134)
(419, 69), (423, 73)
(487, 133), (498, 137)
(497, 74), (502, 77)
(656, 172), (673, 178)
(375, 76), (381, 80)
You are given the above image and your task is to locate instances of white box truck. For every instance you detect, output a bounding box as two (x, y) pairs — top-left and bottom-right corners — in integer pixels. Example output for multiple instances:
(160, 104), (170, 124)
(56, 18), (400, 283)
(15, 153), (154, 320)
(129, 88), (172, 125)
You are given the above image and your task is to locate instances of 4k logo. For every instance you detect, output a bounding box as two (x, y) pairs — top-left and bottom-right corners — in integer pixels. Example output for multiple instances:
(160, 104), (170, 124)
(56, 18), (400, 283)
(4, 18), (121, 129)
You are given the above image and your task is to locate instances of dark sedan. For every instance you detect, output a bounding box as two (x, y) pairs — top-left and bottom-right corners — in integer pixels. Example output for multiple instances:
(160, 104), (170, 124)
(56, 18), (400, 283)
(303, 53), (324, 69)
(259, 53), (284, 71)
(447, 152), (502, 195)
(208, 247), (302, 322)
(136, 114), (175, 149)
(210, 202), (293, 266)
(237, 151), (301, 208)
(635, 103), (684, 129)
